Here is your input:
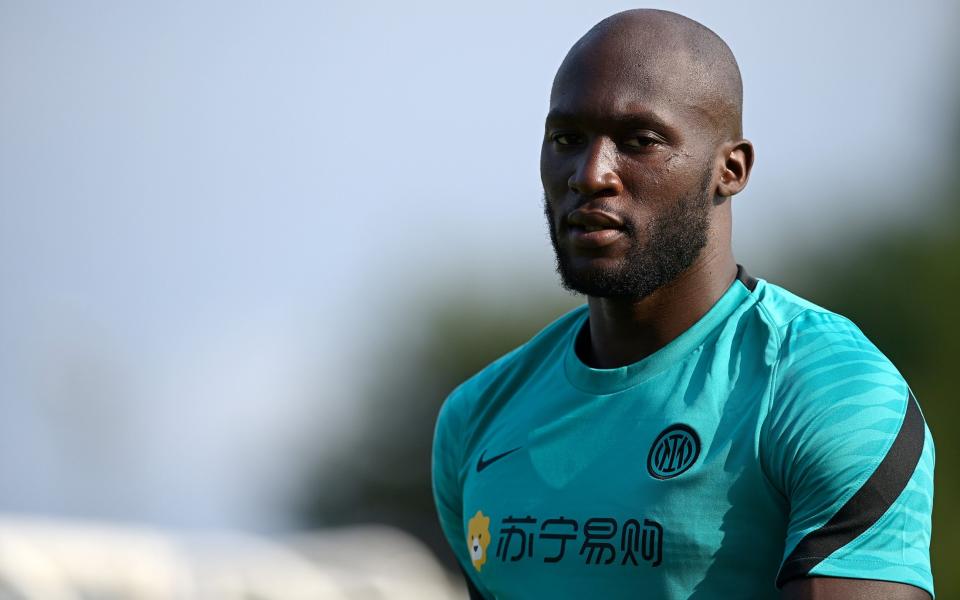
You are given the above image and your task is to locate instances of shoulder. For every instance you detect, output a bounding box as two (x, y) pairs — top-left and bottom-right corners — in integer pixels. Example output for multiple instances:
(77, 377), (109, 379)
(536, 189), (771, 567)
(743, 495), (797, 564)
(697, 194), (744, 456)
(436, 304), (588, 431)
(754, 279), (912, 488)
(753, 279), (859, 340)
(759, 278), (909, 423)
(752, 279), (902, 384)
(755, 280), (918, 492)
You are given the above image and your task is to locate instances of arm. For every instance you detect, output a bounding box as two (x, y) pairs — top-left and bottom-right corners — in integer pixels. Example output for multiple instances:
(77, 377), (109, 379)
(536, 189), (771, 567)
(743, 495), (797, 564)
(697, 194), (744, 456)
(764, 312), (935, 597)
(432, 392), (494, 599)
(782, 577), (931, 599)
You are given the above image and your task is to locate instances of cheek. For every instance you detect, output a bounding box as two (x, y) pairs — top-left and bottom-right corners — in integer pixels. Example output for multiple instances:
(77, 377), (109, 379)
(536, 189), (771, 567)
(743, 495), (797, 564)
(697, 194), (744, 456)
(620, 161), (668, 194)
(620, 202), (658, 233)
(540, 148), (570, 192)
(623, 169), (698, 210)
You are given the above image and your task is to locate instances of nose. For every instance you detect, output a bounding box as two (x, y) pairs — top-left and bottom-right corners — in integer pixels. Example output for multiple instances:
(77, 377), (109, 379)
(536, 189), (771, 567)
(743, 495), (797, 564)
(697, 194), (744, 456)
(568, 137), (623, 198)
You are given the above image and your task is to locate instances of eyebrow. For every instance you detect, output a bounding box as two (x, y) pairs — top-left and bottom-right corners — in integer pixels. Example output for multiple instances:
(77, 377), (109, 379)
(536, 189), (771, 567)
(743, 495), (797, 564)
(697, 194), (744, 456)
(545, 109), (672, 131)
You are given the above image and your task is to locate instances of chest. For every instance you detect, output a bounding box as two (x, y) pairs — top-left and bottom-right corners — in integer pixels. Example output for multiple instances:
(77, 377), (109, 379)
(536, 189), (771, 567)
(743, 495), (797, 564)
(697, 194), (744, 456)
(460, 383), (787, 598)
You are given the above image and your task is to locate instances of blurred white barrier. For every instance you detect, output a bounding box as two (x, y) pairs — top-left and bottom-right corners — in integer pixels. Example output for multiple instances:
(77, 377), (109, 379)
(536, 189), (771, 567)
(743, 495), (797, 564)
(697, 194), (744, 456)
(0, 517), (459, 599)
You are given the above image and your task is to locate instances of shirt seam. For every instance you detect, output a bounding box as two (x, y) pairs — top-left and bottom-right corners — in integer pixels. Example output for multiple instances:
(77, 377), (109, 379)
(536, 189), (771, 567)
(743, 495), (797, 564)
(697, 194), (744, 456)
(757, 298), (785, 499)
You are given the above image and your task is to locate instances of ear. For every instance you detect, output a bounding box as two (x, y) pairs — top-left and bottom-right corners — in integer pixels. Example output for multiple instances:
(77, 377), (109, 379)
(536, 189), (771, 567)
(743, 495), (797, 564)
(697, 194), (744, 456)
(716, 139), (754, 198)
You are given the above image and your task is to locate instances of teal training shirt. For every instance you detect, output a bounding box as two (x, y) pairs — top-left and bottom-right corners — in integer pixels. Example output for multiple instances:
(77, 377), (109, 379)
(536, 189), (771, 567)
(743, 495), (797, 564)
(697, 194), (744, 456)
(431, 270), (934, 599)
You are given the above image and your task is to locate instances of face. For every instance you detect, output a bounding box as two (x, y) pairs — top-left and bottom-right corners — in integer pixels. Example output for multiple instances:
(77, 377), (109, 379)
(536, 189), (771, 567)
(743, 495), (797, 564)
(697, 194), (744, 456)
(541, 40), (722, 299)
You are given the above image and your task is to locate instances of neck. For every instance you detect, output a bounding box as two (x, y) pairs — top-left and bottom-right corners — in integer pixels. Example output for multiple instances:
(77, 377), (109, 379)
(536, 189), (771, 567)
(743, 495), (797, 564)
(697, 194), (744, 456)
(580, 248), (737, 369)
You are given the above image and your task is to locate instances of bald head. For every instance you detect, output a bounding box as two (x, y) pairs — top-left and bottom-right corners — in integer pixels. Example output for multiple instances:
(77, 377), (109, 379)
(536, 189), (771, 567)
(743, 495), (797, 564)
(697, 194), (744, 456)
(541, 10), (754, 302)
(553, 9), (743, 140)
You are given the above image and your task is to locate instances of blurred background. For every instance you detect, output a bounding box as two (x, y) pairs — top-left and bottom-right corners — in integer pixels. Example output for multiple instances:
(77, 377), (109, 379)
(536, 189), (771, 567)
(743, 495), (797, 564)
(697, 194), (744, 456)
(1, 0), (957, 597)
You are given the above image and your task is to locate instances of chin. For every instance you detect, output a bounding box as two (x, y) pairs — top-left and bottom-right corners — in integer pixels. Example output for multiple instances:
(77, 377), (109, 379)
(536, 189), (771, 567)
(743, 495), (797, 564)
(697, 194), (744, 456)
(557, 262), (627, 297)
(563, 251), (625, 274)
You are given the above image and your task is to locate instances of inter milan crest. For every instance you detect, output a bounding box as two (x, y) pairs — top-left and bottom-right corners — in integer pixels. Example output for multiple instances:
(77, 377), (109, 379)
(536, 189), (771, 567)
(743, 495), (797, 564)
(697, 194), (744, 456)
(647, 424), (701, 479)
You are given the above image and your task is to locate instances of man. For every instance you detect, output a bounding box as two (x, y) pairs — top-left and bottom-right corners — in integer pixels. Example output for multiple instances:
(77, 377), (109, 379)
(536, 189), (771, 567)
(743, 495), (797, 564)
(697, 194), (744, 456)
(432, 9), (934, 599)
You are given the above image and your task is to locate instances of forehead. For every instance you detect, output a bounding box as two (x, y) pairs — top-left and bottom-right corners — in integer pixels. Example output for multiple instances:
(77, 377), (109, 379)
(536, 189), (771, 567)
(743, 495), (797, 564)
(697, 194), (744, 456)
(548, 36), (711, 128)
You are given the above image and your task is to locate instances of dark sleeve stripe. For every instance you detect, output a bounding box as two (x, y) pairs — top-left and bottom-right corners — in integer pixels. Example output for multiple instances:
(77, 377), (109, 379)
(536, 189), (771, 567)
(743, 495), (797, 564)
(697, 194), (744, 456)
(775, 390), (926, 588)
(736, 264), (758, 292)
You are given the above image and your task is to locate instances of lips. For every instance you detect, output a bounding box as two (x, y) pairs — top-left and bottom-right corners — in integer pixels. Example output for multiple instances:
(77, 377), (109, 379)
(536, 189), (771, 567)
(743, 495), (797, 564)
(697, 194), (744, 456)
(567, 209), (623, 229)
(566, 209), (625, 248)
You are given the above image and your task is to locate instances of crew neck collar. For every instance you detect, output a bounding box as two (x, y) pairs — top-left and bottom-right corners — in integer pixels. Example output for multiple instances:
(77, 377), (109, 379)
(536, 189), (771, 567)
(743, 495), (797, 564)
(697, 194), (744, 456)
(563, 276), (761, 394)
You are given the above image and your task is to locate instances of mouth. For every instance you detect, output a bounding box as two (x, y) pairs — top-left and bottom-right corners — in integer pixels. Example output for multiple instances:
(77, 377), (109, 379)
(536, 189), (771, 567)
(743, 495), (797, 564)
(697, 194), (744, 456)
(565, 209), (626, 248)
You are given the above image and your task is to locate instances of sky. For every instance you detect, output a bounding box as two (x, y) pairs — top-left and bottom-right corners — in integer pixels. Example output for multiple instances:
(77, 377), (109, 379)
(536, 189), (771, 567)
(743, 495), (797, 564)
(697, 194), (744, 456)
(1, 0), (957, 531)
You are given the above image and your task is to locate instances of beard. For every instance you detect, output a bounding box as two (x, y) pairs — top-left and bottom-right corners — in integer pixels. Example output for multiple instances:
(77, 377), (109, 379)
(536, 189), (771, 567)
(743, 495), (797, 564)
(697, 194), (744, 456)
(544, 169), (714, 300)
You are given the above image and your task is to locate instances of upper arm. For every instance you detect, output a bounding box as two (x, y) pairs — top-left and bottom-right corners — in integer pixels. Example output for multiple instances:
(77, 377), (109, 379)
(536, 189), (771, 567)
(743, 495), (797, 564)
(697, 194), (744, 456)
(764, 312), (934, 596)
(781, 576), (931, 599)
(432, 392), (492, 599)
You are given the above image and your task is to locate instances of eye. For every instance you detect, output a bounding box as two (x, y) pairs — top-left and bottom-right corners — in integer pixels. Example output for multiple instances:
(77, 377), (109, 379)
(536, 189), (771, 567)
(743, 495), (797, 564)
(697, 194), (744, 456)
(622, 133), (663, 150)
(551, 131), (584, 146)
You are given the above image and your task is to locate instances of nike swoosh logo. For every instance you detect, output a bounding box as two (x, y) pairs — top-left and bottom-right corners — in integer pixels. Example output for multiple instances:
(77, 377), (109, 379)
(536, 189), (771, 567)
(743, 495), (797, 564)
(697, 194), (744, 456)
(476, 447), (522, 472)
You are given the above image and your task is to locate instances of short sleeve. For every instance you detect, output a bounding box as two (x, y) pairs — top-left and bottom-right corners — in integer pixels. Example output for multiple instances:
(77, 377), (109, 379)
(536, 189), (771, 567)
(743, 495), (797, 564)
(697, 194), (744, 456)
(763, 311), (934, 596)
(432, 390), (493, 599)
